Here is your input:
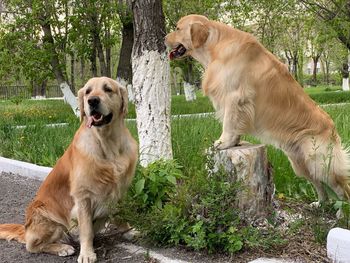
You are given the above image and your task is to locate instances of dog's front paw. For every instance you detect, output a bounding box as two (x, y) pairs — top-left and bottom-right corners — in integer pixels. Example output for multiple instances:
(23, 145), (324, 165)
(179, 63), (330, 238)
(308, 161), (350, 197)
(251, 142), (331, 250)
(78, 251), (97, 263)
(214, 138), (239, 150)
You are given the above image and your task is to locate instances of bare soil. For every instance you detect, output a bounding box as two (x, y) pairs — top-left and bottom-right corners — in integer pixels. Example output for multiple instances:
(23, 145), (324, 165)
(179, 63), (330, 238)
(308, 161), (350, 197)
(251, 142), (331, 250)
(0, 172), (330, 263)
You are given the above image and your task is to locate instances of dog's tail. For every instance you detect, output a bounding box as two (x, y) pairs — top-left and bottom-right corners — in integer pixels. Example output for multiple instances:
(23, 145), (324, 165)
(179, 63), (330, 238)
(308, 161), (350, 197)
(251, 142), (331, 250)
(333, 145), (350, 200)
(0, 224), (25, 243)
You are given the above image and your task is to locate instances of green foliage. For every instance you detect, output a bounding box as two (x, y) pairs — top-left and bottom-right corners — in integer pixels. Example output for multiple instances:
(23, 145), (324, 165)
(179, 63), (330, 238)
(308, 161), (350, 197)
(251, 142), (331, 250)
(9, 94), (25, 106)
(303, 73), (341, 87)
(130, 160), (184, 210)
(114, 158), (283, 253)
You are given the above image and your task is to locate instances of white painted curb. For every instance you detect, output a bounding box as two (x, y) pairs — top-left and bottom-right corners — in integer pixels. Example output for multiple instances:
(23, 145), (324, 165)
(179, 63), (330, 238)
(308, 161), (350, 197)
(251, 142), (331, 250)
(0, 156), (51, 180)
(117, 243), (188, 263)
(327, 227), (350, 263)
(249, 258), (296, 263)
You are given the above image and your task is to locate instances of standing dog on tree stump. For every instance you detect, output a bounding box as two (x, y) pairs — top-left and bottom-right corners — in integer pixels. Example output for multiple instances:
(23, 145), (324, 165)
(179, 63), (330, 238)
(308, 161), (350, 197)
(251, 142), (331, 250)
(0, 77), (138, 263)
(165, 14), (350, 202)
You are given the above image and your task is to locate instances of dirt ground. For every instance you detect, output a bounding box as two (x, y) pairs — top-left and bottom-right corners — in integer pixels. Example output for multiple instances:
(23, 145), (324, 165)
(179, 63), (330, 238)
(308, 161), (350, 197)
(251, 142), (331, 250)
(0, 172), (330, 263)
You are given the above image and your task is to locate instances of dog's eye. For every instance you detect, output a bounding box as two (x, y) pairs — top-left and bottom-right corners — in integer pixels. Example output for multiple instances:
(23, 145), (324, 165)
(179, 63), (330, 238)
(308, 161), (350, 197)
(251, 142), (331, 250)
(176, 27), (180, 31)
(85, 88), (91, 95)
(103, 85), (112, 93)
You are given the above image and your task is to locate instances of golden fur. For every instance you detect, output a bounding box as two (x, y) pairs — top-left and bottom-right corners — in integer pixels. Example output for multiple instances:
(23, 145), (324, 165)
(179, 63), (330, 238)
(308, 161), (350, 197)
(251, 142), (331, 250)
(0, 77), (138, 262)
(165, 14), (350, 201)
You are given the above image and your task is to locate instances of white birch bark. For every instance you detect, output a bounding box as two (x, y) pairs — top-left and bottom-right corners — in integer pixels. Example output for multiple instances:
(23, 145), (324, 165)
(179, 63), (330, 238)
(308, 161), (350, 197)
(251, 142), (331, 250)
(117, 77), (134, 103)
(132, 50), (172, 166)
(184, 82), (197, 101)
(60, 82), (79, 117)
(342, 78), (349, 91)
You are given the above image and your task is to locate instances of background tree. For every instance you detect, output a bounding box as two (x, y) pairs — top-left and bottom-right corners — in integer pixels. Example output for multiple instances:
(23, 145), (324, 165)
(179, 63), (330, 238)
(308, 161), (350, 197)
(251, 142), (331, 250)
(302, 0), (350, 89)
(0, 0), (78, 113)
(116, 0), (133, 85)
(132, 0), (172, 166)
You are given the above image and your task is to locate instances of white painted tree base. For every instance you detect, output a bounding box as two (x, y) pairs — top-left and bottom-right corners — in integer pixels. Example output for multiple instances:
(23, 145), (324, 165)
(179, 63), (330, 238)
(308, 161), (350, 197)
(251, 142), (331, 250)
(184, 82), (196, 101)
(132, 50), (172, 166)
(60, 82), (79, 117)
(342, 78), (349, 91)
(117, 77), (134, 103)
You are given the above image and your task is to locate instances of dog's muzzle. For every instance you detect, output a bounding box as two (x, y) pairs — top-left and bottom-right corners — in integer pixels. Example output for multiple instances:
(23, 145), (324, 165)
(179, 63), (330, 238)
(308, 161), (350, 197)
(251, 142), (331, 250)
(86, 96), (113, 128)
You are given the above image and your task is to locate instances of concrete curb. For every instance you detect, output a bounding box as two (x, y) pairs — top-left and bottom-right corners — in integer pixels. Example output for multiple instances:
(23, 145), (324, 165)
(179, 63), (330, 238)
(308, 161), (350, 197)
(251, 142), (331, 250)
(0, 156), (51, 180)
(117, 243), (188, 263)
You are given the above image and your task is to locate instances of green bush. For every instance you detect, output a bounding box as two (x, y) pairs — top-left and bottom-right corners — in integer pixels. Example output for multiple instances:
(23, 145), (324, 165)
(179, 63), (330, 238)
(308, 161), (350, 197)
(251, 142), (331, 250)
(131, 159), (184, 210)
(113, 159), (283, 253)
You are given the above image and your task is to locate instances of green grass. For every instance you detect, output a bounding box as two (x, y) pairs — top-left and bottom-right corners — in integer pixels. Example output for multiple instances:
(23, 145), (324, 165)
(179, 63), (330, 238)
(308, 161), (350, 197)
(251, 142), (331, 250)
(1, 95), (350, 201)
(1, 87), (348, 126)
(0, 99), (76, 126)
(303, 85), (341, 94)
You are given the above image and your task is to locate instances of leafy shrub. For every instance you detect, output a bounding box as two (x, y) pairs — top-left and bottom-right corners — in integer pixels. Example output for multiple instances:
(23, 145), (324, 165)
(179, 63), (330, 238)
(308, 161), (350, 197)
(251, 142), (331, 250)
(130, 159), (184, 210)
(113, 159), (283, 254)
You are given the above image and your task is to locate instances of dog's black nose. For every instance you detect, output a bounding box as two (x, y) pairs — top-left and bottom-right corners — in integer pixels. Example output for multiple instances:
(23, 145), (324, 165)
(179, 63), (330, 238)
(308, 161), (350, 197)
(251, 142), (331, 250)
(88, 96), (100, 107)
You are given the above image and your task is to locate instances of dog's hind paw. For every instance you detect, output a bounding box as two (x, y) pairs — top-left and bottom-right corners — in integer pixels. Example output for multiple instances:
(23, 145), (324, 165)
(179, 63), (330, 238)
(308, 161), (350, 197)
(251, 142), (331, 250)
(122, 228), (141, 241)
(57, 244), (75, 257)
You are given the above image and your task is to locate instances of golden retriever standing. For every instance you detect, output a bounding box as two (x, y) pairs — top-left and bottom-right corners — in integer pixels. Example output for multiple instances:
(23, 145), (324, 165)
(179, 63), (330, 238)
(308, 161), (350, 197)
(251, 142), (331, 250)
(165, 14), (350, 202)
(0, 77), (138, 262)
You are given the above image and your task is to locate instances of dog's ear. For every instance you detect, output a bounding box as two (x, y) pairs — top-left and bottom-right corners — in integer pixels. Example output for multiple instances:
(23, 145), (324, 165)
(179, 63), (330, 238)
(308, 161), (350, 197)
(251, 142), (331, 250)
(119, 86), (128, 117)
(77, 88), (85, 122)
(190, 22), (209, 48)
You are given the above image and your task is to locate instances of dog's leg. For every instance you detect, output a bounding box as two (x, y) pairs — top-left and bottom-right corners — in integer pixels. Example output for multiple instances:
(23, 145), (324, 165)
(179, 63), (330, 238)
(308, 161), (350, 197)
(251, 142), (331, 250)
(26, 225), (75, 257)
(288, 154), (327, 204)
(214, 118), (241, 150)
(214, 95), (254, 150)
(77, 198), (97, 263)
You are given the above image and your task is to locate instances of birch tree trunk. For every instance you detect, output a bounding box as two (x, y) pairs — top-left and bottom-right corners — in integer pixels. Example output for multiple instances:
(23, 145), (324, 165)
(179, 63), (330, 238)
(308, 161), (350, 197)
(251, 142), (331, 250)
(132, 0), (172, 166)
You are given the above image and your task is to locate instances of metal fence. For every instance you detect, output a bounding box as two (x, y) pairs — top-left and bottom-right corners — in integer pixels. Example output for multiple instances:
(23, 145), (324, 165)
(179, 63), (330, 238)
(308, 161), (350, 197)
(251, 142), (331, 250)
(0, 85), (63, 100)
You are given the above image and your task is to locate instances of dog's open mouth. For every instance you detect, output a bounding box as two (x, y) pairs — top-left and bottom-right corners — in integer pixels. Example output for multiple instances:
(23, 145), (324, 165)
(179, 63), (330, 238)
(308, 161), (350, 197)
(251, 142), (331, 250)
(86, 111), (113, 128)
(169, 44), (187, 60)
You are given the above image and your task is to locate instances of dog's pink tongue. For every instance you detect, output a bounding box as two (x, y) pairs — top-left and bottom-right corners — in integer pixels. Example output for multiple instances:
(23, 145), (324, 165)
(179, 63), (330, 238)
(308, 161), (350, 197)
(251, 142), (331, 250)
(86, 116), (93, 128)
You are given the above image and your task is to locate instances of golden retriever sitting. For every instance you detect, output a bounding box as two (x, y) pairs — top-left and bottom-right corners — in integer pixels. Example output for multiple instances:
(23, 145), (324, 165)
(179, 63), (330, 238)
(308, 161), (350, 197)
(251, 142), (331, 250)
(165, 14), (350, 202)
(0, 77), (138, 262)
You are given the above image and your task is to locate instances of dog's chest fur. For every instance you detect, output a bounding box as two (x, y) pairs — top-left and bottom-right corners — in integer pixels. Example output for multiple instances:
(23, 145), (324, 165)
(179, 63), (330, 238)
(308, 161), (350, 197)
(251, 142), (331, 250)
(69, 127), (132, 224)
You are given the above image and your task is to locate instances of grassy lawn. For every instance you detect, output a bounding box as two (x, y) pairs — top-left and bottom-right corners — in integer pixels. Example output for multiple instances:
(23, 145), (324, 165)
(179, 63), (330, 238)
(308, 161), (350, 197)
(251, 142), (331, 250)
(1, 96), (350, 201)
(303, 85), (342, 94)
(1, 86), (349, 125)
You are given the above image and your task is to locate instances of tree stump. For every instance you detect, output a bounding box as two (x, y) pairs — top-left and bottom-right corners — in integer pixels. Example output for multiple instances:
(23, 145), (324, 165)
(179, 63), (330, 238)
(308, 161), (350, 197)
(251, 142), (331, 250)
(208, 142), (274, 220)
